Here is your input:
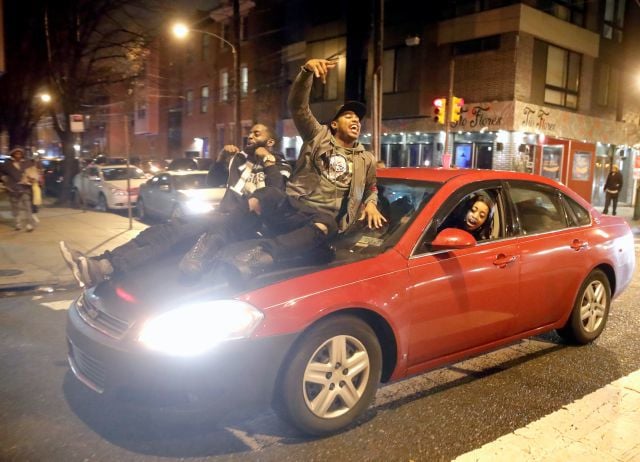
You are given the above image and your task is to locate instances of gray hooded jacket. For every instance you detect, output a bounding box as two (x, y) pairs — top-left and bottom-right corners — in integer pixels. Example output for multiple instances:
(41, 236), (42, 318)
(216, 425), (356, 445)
(286, 67), (378, 232)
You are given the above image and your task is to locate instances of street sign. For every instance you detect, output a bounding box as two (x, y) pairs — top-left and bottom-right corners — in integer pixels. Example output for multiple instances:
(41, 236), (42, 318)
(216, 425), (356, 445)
(70, 114), (84, 133)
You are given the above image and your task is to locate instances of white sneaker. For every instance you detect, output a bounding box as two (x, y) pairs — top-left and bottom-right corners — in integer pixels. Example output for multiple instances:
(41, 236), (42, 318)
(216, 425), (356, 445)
(26, 224), (34, 232)
(59, 241), (86, 287)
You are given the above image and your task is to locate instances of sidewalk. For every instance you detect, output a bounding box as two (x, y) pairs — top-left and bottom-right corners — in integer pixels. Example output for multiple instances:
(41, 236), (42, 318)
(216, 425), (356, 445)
(0, 195), (148, 291)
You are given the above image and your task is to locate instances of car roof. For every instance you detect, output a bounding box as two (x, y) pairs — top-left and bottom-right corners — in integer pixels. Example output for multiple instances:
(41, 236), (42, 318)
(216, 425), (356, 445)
(163, 170), (210, 176)
(377, 167), (566, 189)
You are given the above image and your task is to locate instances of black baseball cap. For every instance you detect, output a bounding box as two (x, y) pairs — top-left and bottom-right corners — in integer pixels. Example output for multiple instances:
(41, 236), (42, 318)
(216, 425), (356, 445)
(332, 101), (367, 121)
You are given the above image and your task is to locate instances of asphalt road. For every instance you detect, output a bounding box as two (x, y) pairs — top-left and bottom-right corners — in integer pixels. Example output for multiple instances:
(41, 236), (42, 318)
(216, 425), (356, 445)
(0, 245), (638, 461)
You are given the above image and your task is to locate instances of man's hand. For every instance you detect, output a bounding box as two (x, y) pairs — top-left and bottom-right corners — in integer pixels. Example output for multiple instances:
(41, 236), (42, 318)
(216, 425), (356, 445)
(223, 144), (240, 155)
(359, 202), (387, 229)
(303, 58), (338, 84)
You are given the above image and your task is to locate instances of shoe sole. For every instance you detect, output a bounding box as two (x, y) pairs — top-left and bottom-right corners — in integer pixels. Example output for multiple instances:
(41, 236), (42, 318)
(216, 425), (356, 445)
(59, 241), (85, 288)
(78, 257), (97, 288)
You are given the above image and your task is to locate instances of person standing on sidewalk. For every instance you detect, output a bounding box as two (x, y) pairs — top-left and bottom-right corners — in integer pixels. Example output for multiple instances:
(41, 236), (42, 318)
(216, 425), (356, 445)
(0, 147), (37, 231)
(603, 165), (623, 216)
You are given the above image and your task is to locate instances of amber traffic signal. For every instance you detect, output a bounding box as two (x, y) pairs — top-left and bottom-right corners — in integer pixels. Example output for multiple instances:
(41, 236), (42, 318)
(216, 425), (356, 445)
(451, 96), (465, 123)
(433, 98), (446, 124)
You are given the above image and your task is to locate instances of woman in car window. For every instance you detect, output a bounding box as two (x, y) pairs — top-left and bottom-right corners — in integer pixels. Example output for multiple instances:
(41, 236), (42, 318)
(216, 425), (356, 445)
(441, 192), (495, 241)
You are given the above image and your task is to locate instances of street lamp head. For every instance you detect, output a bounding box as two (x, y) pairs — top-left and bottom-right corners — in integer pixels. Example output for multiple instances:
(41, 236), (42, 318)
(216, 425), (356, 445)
(39, 93), (51, 103)
(172, 23), (189, 39)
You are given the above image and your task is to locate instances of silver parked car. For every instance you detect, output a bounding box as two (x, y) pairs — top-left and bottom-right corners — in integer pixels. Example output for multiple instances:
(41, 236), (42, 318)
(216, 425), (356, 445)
(136, 170), (225, 221)
(72, 164), (147, 211)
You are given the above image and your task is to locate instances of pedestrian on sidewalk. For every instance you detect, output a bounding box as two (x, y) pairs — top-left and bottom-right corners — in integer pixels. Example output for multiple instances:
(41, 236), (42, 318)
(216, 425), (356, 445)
(603, 165), (623, 216)
(0, 147), (37, 231)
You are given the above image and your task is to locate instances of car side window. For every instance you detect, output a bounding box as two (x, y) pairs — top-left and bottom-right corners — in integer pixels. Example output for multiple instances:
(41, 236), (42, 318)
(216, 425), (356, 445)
(437, 189), (503, 242)
(87, 167), (99, 177)
(563, 195), (591, 226)
(509, 186), (566, 235)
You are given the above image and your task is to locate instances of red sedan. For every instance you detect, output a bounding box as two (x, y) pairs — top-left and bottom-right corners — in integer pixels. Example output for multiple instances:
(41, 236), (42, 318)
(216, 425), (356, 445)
(66, 168), (635, 436)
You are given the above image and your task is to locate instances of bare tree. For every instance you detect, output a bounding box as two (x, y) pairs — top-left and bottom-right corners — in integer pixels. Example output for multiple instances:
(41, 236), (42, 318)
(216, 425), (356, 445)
(39, 0), (175, 202)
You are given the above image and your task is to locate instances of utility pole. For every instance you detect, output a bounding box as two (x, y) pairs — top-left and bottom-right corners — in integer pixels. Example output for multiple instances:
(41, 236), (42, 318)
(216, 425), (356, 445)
(372, 0), (383, 162)
(232, 0), (242, 146)
(443, 58), (455, 168)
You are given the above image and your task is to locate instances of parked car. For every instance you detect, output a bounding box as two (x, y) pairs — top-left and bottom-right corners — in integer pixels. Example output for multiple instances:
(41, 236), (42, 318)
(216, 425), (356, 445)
(41, 157), (82, 197)
(92, 155), (129, 165)
(71, 164), (147, 211)
(168, 157), (215, 172)
(65, 168), (635, 435)
(136, 170), (226, 221)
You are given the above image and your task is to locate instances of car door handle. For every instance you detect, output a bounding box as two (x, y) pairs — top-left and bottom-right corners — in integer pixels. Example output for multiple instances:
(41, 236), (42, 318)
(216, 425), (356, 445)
(570, 239), (588, 251)
(493, 254), (517, 268)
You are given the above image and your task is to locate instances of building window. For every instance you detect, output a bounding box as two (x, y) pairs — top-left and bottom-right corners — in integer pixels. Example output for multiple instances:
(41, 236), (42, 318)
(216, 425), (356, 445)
(544, 44), (581, 109)
(453, 35), (501, 56)
(603, 0), (625, 42)
(383, 47), (415, 94)
(219, 70), (229, 102)
(202, 34), (211, 61)
(185, 90), (194, 116)
(200, 86), (209, 113)
(240, 65), (249, 96)
(596, 63), (619, 108)
(541, 0), (585, 27)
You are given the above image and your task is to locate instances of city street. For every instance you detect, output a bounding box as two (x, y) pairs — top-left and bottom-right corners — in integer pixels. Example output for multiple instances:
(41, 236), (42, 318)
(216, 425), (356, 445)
(1, 234), (638, 461)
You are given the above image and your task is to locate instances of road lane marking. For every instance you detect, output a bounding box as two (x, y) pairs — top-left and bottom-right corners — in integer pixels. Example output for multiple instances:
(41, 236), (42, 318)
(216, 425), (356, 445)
(453, 370), (640, 461)
(39, 300), (73, 311)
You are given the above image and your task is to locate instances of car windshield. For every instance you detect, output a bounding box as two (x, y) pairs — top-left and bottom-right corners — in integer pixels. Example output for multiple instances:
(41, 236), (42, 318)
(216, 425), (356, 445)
(102, 167), (146, 181)
(334, 178), (440, 256)
(173, 173), (210, 190)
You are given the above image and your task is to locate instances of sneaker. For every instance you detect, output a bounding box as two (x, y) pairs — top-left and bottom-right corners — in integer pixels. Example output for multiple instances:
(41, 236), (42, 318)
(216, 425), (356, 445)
(179, 233), (224, 277)
(59, 241), (86, 287)
(79, 257), (114, 287)
(26, 224), (34, 232)
(14, 225), (22, 231)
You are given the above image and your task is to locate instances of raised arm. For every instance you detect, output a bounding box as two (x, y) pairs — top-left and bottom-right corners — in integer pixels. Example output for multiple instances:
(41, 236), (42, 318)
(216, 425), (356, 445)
(287, 58), (337, 142)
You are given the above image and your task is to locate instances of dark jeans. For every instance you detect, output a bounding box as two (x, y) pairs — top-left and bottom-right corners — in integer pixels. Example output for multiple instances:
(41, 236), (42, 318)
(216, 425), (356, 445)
(603, 193), (619, 215)
(102, 208), (260, 274)
(102, 188), (337, 274)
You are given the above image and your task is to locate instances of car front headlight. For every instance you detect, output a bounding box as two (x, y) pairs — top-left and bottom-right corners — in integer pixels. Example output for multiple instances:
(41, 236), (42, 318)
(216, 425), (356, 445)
(138, 300), (264, 356)
(184, 198), (215, 214)
(113, 188), (127, 197)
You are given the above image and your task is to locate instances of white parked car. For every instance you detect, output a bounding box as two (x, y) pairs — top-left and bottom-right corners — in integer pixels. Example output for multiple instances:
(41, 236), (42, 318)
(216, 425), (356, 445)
(72, 164), (147, 211)
(136, 170), (226, 221)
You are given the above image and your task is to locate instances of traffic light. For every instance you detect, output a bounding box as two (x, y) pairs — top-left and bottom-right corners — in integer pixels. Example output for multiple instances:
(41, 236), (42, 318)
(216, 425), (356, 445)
(433, 98), (446, 124)
(451, 96), (464, 123)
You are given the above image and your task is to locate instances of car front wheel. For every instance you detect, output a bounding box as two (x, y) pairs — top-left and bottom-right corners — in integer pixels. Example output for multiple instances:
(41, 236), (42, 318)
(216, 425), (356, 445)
(557, 269), (611, 344)
(96, 194), (108, 212)
(137, 198), (147, 220)
(274, 314), (382, 436)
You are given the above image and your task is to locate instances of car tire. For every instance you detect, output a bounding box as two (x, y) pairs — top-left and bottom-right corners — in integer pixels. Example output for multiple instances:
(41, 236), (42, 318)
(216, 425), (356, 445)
(274, 314), (382, 436)
(137, 198), (147, 221)
(170, 205), (184, 221)
(96, 194), (108, 212)
(71, 189), (84, 208)
(556, 269), (611, 345)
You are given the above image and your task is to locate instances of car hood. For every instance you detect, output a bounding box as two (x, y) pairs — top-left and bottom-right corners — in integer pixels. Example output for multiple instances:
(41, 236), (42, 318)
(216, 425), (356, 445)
(89, 239), (390, 327)
(178, 188), (226, 202)
(105, 178), (147, 190)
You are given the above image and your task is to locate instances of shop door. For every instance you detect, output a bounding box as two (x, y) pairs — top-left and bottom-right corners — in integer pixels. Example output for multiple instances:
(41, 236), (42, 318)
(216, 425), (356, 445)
(476, 143), (493, 169)
(591, 155), (608, 207)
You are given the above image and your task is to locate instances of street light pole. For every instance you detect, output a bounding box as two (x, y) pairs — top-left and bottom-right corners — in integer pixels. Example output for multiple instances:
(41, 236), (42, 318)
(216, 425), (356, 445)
(173, 24), (241, 146)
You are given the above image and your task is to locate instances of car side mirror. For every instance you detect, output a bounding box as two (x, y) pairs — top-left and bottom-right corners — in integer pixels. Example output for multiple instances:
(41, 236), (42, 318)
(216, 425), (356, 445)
(431, 228), (477, 250)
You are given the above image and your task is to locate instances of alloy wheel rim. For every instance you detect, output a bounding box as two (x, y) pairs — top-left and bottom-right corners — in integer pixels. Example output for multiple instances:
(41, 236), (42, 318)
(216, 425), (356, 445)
(580, 280), (606, 333)
(302, 334), (370, 419)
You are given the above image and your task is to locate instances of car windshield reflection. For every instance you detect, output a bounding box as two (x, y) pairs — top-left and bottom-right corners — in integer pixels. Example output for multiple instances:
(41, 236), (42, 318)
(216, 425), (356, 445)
(173, 173), (211, 190)
(334, 178), (440, 256)
(102, 167), (146, 181)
